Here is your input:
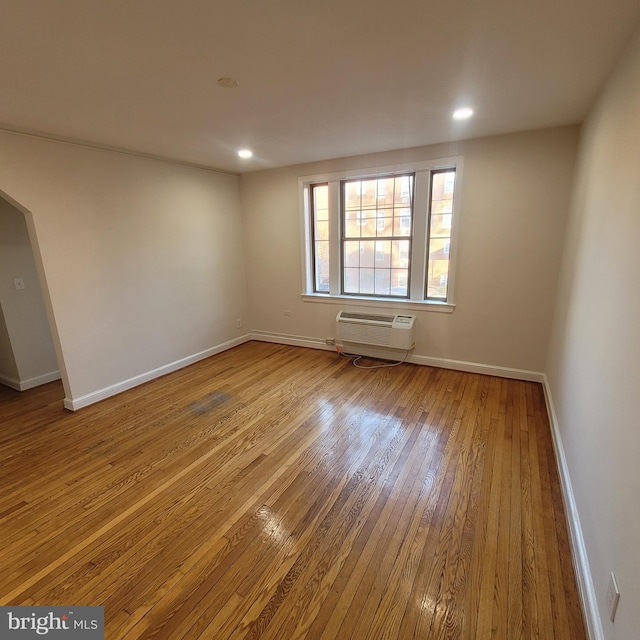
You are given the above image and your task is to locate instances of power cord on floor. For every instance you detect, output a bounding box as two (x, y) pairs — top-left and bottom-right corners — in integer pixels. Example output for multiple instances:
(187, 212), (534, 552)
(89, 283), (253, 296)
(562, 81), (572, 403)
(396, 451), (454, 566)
(336, 345), (410, 369)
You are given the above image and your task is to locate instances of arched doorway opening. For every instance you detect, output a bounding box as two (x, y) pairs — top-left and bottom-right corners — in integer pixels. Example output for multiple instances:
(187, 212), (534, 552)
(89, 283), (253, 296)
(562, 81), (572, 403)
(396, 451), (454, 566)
(0, 189), (68, 401)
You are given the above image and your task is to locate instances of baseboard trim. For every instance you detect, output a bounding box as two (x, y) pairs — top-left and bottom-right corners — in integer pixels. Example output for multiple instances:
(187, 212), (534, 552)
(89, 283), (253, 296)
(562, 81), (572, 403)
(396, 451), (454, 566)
(0, 373), (21, 390)
(408, 353), (544, 382)
(19, 370), (61, 390)
(542, 375), (602, 640)
(0, 370), (61, 391)
(250, 331), (335, 352)
(64, 335), (251, 411)
(251, 331), (544, 382)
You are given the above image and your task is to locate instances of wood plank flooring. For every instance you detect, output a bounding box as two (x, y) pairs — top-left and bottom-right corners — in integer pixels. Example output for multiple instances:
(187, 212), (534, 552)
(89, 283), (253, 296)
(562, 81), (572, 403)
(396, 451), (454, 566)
(0, 341), (586, 639)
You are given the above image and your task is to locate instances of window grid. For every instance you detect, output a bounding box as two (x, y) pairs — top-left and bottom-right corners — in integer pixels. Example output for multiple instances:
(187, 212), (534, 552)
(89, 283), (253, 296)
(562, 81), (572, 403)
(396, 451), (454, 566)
(341, 174), (414, 298)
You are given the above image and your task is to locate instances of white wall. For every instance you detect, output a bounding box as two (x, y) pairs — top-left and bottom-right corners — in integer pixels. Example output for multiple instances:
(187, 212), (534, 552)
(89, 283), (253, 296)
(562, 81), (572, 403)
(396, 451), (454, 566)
(241, 126), (579, 375)
(0, 195), (59, 389)
(0, 131), (249, 407)
(546, 28), (640, 640)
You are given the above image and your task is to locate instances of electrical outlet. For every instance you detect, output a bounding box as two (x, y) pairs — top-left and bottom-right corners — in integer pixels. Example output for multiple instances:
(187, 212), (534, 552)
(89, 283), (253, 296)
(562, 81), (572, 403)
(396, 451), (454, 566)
(326, 338), (335, 345)
(283, 309), (291, 316)
(606, 572), (620, 623)
(13, 277), (25, 290)
(236, 318), (242, 329)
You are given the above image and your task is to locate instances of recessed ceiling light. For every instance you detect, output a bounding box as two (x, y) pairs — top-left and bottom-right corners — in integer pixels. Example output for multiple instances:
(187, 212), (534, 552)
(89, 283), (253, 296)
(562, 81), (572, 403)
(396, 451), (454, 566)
(238, 149), (253, 159)
(217, 77), (239, 89)
(453, 107), (474, 120)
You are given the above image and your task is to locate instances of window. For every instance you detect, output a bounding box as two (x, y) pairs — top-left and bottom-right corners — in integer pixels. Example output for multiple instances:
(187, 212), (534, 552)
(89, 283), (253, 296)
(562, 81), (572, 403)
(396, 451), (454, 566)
(303, 158), (461, 307)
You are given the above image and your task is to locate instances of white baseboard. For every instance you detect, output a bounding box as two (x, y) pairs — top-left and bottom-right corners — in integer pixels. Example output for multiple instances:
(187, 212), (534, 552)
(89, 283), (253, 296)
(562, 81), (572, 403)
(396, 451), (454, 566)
(0, 370), (61, 391)
(542, 375), (602, 640)
(19, 370), (61, 390)
(409, 353), (544, 382)
(64, 335), (251, 411)
(0, 373), (21, 390)
(250, 331), (335, 352)
(251, 330), (544, 382)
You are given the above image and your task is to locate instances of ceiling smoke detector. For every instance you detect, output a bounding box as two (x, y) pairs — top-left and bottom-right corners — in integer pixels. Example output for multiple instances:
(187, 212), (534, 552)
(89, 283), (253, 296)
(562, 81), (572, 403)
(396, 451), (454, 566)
(217, 77), (239, 89)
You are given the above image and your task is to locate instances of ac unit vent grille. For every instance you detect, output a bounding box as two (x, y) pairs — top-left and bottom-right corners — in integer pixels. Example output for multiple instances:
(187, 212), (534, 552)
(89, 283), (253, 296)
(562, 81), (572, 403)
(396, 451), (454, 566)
(339, 312), (395, 323)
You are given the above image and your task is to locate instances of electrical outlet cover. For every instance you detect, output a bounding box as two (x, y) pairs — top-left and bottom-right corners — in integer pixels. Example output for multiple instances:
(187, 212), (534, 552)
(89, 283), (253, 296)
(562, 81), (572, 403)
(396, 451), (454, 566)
(606, 572), (620, 623)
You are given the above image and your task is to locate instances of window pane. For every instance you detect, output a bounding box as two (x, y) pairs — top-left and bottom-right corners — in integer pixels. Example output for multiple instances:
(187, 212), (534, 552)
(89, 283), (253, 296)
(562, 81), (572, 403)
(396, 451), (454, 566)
(345, 219), (361, 238)
(359, 268), (375, 294)
(315, 241), (329, 291)
(392, 240), (410, 268)
(314, 186), (328, 216)
(361, 180), (377, 208)
(429, 214), (452, 238)
(374, 269), (391, 295)
(377, 220), (393, 237)
(315, 219), (329, 241)
(427, 240), (450, 298)
(394, 175), (413, 205)
(344, 240), (360, 267)
(376, 213), (392, 237)
(344, 182), (361, 210)
(431, 171), (455, 214)
(363, 218), (377, 237)
(394, 216), (412, 236)
(360, 241), (375, 268)
(428, 238), (450, 260)
(376, 177), (394, 208)
(344, 267), (359, 294)
(374, 240), (391, 268)
(391, 268), (409, 296)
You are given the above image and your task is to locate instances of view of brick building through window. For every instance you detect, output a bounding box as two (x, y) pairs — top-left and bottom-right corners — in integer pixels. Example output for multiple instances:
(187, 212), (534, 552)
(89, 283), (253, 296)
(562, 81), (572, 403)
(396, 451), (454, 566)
(342, 173), (413, 297)
(311, 183), (329, 292)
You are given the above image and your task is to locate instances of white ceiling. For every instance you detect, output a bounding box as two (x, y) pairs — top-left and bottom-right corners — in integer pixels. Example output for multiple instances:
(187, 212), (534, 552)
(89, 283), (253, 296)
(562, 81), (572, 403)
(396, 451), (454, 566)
(1, 0), (639, 174)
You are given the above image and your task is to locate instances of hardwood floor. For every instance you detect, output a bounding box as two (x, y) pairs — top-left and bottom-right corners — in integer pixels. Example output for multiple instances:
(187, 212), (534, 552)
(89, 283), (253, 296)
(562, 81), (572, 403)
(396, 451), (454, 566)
(0, 341), (586, 639)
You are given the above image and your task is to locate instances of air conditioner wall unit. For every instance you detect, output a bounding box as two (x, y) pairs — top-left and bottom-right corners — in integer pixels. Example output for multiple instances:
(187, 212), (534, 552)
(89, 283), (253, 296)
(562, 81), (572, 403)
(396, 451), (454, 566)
(335, 311), (415, 352)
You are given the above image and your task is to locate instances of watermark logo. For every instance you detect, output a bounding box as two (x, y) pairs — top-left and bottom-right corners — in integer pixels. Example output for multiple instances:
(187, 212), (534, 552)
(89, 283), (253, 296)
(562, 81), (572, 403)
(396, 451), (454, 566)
(0, 607), (103, 639)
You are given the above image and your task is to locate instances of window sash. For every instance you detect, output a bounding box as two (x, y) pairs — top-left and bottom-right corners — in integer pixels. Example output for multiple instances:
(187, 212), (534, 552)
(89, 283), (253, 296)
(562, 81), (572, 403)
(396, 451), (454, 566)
(310, 183), (329, 293)
(426, 168), (456, 301)
(340, 174), (415, 299)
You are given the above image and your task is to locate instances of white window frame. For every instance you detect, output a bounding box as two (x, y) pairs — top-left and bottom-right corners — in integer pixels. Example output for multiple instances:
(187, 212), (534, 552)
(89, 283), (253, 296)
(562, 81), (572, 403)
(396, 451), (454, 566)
(299, 157), (462, 313)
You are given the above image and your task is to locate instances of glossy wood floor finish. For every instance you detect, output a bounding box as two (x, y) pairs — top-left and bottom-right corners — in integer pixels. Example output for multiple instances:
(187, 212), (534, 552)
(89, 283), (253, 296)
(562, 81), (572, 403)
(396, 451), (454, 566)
(0, 342), (586, 639)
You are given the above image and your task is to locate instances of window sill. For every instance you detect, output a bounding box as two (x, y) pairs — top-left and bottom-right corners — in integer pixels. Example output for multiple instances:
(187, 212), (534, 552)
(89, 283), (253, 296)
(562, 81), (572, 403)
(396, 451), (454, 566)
(300, 293), (455, 313)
